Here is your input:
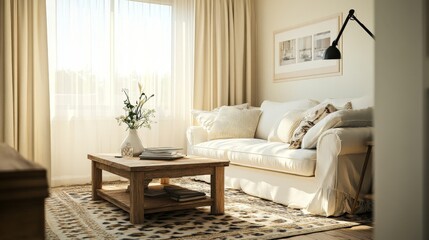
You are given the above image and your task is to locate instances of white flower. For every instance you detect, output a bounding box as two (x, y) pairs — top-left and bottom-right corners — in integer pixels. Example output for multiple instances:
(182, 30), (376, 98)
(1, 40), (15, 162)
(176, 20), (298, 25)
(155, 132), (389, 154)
(116, 83), (155, 130)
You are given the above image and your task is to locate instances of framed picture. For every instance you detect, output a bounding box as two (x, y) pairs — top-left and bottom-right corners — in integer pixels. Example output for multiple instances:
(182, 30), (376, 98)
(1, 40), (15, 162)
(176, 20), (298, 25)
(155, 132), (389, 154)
(273, 14), (342, 82)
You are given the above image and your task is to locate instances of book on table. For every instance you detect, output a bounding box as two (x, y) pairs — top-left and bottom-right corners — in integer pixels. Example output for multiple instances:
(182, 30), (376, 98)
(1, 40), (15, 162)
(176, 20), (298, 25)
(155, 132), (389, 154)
(139, 147), (184, 160)
(144, 187), (168, 197)
(163, 185), (206, 202)
(170, 195), (206, 202)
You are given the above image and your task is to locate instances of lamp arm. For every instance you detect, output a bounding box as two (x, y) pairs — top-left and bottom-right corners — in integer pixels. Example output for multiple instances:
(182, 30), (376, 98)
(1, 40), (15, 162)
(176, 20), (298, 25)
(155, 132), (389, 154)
(351, 15), (375, 39)
(332, 9), (355, 46)
(331, 9), (375, 46)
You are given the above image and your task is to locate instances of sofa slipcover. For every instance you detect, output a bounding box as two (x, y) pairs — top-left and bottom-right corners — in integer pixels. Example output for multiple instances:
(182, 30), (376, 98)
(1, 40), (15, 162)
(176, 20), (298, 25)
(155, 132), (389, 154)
(188, 97), (374, 216)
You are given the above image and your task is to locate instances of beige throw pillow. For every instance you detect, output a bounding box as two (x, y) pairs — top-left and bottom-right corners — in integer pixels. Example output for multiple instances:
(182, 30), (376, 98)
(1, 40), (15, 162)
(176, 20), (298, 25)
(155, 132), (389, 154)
(289, 103), (337, 149)
(192, 103), (250, 131)
(208, 107), (262, 140)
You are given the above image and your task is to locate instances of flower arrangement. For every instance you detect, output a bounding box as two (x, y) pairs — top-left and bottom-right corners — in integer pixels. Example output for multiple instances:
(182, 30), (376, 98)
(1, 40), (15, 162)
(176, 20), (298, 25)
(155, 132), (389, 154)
(116, 83), (155, 130)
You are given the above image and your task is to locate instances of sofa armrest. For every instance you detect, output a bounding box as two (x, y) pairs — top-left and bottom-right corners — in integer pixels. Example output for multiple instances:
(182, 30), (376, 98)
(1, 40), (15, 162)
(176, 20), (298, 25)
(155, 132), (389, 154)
(315, 127), (373, 178)
(186, 126), (208, 147)
(307, 127), (373, 216)
(318, 127), (373, 155)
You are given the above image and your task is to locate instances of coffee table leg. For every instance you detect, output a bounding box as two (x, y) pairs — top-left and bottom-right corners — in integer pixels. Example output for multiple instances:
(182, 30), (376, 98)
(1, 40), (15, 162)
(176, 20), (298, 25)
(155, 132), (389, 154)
(91, 161), (102, 200)
(130, 172), (145, 224)
(210, 166), (225, 214)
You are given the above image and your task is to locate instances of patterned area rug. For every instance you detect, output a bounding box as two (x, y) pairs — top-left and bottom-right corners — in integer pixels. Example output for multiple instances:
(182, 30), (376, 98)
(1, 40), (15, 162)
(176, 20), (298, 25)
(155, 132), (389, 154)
(45, 178), (371, 240)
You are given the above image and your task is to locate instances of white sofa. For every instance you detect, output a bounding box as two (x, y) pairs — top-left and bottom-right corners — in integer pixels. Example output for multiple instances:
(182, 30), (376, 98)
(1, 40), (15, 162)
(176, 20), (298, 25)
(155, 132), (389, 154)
(187, 97), (373, 216)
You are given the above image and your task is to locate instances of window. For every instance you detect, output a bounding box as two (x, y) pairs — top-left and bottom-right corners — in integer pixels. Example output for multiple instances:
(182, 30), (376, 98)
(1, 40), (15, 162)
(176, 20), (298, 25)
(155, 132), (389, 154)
(46, 0), (194, 186)
(50, 0), (173, 118)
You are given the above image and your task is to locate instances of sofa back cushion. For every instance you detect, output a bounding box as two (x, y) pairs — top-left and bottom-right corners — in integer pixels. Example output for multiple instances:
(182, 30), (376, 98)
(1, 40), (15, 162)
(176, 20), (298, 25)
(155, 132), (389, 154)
(350, 95), (374, 109)
(321, 95), (373, 110)
(255, 99), (319, 140)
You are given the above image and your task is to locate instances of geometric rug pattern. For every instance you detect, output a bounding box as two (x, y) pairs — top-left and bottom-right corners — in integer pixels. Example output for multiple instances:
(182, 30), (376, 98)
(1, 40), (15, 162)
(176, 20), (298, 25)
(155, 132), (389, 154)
(45, 178), (370, 239)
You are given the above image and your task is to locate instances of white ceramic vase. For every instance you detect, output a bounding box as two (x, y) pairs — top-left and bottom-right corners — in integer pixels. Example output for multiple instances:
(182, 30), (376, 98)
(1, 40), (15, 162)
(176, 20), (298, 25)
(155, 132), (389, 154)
(120, 129), (144, 157)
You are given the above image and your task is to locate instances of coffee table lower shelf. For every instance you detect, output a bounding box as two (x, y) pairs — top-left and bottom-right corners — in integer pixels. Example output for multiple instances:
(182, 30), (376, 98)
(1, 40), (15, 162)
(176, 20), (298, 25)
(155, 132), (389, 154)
(96, 186), (212, 215)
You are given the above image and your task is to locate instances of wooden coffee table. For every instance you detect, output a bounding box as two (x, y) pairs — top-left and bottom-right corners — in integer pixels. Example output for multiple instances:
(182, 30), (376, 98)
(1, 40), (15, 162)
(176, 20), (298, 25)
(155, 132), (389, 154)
(88, 154), (229, 224)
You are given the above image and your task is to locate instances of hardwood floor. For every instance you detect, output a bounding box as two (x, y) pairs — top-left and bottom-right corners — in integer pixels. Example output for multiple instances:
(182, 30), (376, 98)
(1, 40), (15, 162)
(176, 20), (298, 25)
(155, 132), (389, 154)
(286, 225), (373, 240)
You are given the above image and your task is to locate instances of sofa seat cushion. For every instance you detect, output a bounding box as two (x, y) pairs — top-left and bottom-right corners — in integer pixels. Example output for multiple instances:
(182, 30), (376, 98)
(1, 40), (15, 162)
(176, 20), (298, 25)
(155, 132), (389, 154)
(192, 138), (317, 176)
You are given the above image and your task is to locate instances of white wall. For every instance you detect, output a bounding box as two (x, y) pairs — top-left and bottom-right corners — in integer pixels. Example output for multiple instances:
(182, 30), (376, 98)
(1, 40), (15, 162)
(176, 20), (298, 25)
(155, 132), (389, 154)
(375, 1), (427, 239)
(254, 0), (374, 104)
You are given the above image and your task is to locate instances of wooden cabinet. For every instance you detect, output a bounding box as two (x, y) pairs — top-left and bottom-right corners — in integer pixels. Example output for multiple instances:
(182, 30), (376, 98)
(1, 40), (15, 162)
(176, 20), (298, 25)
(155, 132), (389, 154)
(0, 144), (49, 240)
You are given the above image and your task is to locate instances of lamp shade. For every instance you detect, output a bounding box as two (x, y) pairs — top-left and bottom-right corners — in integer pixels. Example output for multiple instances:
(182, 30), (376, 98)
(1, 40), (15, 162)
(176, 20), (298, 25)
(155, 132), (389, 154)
(323, 45), (341, 59)
(323, 9), (375, 60)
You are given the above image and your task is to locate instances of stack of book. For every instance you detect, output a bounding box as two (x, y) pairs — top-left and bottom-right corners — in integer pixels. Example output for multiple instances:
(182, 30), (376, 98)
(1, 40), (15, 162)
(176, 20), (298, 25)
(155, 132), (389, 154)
(139, 147), (184, 160)
(163, 185), (206, 202)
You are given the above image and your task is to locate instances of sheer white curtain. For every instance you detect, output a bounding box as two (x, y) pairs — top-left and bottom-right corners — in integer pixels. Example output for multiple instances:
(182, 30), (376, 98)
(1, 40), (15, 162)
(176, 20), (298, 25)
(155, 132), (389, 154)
(47, 0), (194, 186)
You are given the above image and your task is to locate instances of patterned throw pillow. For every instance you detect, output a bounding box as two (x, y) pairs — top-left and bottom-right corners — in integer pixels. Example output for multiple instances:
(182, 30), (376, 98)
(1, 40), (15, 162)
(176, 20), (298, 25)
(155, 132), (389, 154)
(289, 103), (337, 149)
(301, 107), (372, 149)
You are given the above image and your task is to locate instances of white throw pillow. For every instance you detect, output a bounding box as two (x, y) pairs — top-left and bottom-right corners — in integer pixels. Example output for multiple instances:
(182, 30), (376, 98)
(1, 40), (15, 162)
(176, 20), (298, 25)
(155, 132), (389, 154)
(192, 103), (250, 131)
(208, 107), (262, 140)
(213, 103), (249, 111)
(266, 121), (283, 142)
(255, 99), (319, 140)
(192, 110), (218, 131)
(270, 110), (303, 143)
(301, 107), (373, 149)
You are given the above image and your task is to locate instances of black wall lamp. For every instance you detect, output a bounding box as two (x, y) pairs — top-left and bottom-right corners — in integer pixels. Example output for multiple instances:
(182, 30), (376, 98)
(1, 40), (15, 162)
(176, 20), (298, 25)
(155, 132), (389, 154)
(324, 9), (375, 59)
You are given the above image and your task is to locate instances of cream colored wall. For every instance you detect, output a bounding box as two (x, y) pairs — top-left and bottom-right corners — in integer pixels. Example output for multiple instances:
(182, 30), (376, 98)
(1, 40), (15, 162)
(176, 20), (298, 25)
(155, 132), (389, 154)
(254, 0), (374, 105)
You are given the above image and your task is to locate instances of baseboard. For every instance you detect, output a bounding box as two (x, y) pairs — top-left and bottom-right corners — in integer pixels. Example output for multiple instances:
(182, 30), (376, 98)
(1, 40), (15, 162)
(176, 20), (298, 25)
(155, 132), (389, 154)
(51, 172), (125, 187)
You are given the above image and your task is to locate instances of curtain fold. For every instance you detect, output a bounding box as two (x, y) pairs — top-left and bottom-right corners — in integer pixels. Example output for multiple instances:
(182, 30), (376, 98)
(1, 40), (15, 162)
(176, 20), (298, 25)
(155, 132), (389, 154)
(194, 0), (254, 110)
(0, 0), (51, 175)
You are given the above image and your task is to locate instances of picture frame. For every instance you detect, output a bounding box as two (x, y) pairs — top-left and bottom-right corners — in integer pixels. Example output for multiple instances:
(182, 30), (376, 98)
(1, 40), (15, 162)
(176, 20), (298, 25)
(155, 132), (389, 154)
(273, 14), (342, 82)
